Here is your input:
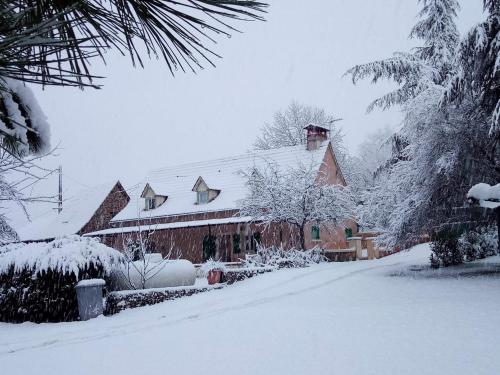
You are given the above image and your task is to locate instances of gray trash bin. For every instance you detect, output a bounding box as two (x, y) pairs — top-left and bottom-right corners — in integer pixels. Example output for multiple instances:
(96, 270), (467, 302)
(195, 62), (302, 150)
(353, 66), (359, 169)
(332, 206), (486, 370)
(75, 279), (105, 321)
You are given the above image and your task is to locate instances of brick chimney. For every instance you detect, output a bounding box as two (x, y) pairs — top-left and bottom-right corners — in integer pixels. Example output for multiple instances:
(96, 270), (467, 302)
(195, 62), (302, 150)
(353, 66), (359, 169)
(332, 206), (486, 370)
(304, 124), (329, 151)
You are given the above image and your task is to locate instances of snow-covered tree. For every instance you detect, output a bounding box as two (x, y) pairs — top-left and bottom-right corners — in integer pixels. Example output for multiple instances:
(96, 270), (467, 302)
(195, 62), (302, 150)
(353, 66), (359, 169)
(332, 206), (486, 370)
(0, 79), (54, 243)
(239, 161), (356, 250)
(356, 127), (393, 183)
(254, 101), (343, 151)
(254, 101), (367, 193)
(347, 0), (500, 251)
(345, 0), (460, 112)
(442, 0), (500, 135)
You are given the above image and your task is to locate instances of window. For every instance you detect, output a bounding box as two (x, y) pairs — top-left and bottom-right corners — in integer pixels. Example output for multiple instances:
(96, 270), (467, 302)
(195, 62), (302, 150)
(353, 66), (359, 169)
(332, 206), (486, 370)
(252, 232), (261, 250)
(232, 234), (241, 254)
(345, 227), (353, 239)
(145, 197), (155, 210)
(202, 235), (216, 261)
(311, 225), (320, 241)
(197, 191), (209, 204)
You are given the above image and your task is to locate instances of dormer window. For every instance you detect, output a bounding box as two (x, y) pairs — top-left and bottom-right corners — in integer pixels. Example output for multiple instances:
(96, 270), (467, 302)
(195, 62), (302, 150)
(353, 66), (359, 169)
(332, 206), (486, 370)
(197, 191), (209, 204)
(140, 183), (167, 211)
(145, 197), (155, 210)
(192, 176), (220, 205)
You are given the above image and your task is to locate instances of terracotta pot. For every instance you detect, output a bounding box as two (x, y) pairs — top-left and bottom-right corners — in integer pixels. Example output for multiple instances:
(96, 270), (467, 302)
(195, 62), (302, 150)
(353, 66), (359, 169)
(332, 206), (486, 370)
(207, 270), (222, 285)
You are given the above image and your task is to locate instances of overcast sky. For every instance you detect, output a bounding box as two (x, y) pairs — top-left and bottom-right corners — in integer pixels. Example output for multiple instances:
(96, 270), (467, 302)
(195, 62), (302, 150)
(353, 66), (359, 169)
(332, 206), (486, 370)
(8, 0), (485, 229)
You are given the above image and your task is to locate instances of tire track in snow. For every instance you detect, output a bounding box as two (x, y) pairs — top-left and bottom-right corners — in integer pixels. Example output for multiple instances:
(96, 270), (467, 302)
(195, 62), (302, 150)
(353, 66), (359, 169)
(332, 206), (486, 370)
(0, 259), (404, 356)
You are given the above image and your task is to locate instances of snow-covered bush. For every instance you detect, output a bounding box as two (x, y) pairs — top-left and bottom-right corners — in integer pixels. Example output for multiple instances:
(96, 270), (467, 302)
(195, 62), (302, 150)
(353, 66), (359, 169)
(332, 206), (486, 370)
(429, 230), (462, 268)
(198, 258), (227, 277)
(243, 245), (326, 269)
(459, 227), (498, 262)
(430, 227), (498, 268)
(0, 235), (123, 323)
(0, 235), (123, 278)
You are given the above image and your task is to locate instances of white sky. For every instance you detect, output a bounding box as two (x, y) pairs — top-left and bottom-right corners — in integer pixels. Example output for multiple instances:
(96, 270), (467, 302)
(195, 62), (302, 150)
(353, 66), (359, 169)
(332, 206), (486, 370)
(8, 0), (485, 229)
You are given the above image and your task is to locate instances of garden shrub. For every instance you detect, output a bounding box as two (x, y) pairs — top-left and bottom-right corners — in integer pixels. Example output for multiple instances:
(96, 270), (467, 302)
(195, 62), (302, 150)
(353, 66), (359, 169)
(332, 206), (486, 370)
(430, 226), (498, 268)
(243, 245), (326, 268)
(429, 230), (462, 268)
(0, 236), (122, 323)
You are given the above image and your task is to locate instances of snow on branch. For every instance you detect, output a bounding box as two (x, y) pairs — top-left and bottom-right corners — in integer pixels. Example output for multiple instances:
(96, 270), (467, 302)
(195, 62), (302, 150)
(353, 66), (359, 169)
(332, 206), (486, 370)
(239, 160), (356, 249)
(0, 78), (50, 156)
(467, 183), (500, 209)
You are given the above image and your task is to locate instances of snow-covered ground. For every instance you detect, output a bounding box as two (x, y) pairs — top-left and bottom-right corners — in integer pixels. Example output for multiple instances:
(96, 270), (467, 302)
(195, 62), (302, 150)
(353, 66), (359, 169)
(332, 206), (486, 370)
(1, 244), (499, 375)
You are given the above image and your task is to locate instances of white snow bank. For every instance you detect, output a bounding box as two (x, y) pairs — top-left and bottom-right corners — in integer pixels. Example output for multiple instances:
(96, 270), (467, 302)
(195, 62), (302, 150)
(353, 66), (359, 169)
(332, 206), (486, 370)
(0, 236), (124, 279)
(467, 183), (500, 208)
(76, 279), (106, 288)
(111, 259), (196, 290)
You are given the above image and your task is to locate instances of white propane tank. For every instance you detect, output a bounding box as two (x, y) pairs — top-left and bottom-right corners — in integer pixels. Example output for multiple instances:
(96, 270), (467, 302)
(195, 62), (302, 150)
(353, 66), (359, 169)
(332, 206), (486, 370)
(111, 258), (196, 290)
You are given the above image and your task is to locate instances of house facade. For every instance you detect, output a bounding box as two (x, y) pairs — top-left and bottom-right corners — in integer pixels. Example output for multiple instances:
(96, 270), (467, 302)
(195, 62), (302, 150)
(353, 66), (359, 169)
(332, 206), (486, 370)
(86, 126), (357, 263)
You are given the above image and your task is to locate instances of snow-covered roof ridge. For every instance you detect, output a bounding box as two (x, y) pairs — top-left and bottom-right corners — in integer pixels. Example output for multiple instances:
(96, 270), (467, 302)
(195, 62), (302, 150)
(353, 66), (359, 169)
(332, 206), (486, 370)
(112, 142), (331, 223)
(17, 180), (125, 242)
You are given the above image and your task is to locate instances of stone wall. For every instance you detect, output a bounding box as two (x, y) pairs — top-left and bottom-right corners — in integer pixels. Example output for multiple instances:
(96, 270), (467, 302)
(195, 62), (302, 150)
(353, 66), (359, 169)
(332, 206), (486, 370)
(104, 285), (223, 315)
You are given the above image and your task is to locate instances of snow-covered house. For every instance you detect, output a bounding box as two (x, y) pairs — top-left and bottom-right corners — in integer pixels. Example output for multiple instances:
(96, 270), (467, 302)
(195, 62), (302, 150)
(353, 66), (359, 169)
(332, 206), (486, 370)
(17, 181), (129, 242)
(86, 126), (356, 263)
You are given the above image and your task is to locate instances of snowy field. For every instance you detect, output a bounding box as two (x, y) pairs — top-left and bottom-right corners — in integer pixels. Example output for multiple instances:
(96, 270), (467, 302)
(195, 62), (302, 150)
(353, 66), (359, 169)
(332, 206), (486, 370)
(1, 244), (499, 375)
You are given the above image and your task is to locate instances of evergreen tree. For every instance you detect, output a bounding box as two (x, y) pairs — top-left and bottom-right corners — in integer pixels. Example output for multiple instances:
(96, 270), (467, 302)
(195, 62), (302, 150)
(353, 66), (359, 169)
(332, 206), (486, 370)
(346, 0), (460, 112)
(442, 0), (500, 135)
(348, 0), (500, 252)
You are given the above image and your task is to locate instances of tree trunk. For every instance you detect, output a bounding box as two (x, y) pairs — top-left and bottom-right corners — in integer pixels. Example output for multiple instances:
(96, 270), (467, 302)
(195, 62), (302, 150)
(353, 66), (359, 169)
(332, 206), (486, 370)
(299, 224), (306, 250)
(496, 207), (500, 255)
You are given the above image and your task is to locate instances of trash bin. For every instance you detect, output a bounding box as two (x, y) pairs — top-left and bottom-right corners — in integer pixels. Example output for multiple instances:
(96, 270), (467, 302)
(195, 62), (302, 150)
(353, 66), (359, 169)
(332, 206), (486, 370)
(75, 279), (105, 321)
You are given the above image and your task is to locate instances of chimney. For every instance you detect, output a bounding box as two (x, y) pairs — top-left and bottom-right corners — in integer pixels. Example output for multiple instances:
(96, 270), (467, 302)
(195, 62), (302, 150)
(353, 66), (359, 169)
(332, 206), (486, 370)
(304, 124), (329, 151)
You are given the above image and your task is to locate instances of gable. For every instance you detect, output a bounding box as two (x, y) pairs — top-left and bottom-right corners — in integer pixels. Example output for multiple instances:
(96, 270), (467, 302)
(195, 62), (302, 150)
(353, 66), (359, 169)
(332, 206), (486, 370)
(192, 177), (209, 192)
(319, 142), (347, 186)
(79, 181), (130, 235)
(141, 184), (156, 198)
(18, 181), (128, 242)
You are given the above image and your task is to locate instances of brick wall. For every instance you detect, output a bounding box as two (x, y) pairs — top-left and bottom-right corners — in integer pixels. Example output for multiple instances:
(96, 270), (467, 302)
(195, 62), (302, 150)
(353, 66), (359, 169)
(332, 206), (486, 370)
(79, 182), (130, 235)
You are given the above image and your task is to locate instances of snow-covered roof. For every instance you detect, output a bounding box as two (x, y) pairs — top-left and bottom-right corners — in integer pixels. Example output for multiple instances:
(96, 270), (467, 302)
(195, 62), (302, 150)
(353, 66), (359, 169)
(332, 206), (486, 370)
(112, 142), (332, 223)
(17, 181), (122, 242)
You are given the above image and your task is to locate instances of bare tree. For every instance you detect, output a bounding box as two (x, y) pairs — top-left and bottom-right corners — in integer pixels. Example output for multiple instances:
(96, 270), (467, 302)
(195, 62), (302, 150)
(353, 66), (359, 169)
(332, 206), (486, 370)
(253, 101), (369, 192)
(119, 213), (181, 289)
(239, 160), (355, 250)
(0, 147), (58, 243)
(254, 101), (344, 151)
